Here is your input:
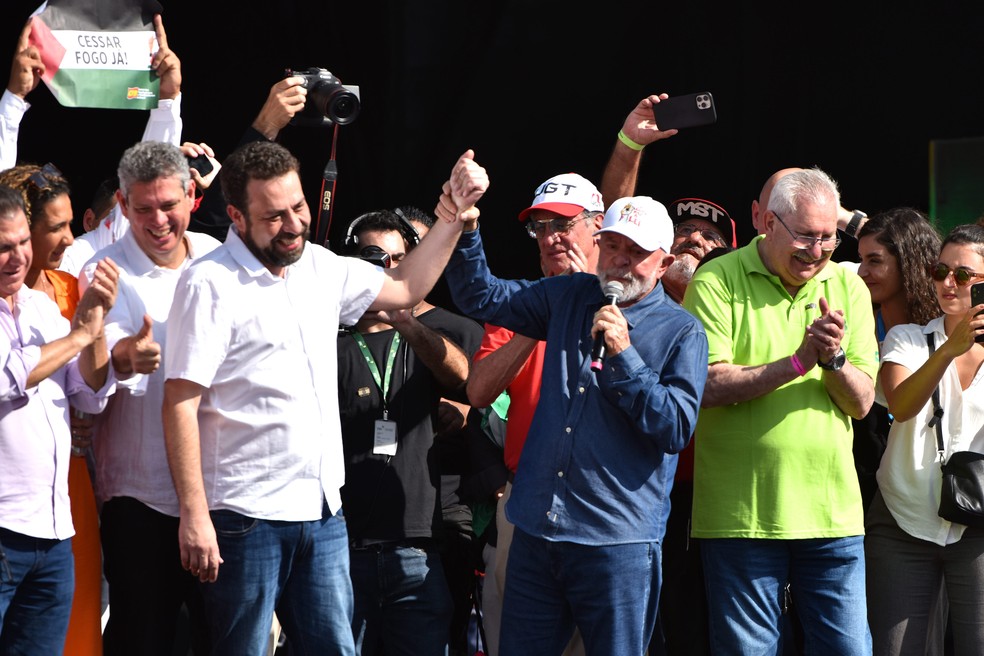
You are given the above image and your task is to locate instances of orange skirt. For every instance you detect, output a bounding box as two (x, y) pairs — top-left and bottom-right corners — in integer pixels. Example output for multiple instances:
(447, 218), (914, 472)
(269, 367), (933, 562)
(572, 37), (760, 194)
(64, 456), (103, 655)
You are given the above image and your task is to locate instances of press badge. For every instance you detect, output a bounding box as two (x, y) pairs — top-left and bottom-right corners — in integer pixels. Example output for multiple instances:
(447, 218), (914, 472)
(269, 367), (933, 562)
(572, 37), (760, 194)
(373, 419), (398, 455)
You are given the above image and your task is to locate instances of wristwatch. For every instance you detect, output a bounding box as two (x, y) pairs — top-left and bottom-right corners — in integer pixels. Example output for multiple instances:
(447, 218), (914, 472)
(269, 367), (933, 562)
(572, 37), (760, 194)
(843, 210), (867, 239)
(817, 348), (846, 371)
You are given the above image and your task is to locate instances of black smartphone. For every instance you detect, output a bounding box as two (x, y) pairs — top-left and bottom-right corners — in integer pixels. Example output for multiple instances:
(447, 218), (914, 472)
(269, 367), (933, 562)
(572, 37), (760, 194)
(187, 153), (214, 177)
(972, 282), (984, 342)
(652, 92), (717, 130)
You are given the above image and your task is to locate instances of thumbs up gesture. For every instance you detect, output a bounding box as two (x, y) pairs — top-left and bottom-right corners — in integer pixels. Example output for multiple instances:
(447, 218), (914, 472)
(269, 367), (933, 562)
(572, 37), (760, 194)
(111, 314), (162, 376)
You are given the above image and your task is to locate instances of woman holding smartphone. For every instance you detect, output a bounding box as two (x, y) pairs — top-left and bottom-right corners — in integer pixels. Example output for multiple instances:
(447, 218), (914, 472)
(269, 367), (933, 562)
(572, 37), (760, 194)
(866, 223), (984, 655)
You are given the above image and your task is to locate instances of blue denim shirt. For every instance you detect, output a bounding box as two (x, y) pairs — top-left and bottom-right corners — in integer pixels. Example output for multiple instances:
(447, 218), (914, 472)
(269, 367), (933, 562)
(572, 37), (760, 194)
(446, 230), (707, 545)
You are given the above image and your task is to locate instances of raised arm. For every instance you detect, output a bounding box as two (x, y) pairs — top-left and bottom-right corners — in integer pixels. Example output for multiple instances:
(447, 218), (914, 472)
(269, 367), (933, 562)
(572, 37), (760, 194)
(0, 20), (44, 171)
(599, 93), (678, 207)
(371, 149), (488, 311)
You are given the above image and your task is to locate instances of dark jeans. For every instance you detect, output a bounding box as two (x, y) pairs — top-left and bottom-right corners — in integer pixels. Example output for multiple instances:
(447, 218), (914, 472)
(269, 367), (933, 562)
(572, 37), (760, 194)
(100, 496), (210, 656)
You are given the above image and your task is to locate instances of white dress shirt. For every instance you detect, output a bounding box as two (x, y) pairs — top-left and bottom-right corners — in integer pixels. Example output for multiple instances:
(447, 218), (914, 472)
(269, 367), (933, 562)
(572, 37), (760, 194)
(0, 288), (114, 539)
(165, 228), (384, 521)
(80, 229), (220, 515)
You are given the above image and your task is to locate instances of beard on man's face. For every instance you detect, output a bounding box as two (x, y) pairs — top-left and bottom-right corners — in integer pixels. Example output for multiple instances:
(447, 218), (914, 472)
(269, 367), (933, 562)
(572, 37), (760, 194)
(597, 267), (658, 305)
(242, 218), (310, 268)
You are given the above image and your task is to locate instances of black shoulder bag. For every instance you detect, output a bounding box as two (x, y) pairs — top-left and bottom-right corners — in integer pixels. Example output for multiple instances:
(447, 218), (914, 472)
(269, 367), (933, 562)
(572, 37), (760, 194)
(927, 332), (984, 528)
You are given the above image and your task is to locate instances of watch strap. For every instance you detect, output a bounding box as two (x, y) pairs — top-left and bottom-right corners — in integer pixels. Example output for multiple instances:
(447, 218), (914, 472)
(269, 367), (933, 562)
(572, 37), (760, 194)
(844, 210), (867, 239)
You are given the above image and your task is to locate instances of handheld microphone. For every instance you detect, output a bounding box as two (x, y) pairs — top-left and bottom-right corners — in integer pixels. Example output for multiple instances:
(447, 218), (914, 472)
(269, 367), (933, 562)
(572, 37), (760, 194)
(590, 281), (624, 372)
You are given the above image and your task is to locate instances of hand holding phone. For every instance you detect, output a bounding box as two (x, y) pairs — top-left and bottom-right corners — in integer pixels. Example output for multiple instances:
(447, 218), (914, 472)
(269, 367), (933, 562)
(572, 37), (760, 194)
(971, 282), (984, 342)
(652, 92), (717, 131)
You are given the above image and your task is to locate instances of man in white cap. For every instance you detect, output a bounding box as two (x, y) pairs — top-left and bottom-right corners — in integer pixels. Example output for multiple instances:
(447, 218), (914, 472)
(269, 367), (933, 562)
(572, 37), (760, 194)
(439, 154), (709, 655)
(465, 171), (604, 655)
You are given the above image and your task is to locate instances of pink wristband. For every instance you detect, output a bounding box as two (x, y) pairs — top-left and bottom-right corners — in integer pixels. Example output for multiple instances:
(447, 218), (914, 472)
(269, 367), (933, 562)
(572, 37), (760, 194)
(790, 353), (807, 377)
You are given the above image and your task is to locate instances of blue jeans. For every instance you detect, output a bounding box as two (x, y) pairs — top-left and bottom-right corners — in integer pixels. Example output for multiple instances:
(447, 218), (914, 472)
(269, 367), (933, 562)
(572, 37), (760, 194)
(349, 542), (452, 655)
(0, 528), (74, 655)
(202, 506), (355, 656)
(701, 537), (871, 655)
(499, 528), (661, 656)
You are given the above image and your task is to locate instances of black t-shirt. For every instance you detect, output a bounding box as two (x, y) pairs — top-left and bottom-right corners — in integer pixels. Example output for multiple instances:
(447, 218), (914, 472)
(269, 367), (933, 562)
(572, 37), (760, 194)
(337, 306), (482, 543)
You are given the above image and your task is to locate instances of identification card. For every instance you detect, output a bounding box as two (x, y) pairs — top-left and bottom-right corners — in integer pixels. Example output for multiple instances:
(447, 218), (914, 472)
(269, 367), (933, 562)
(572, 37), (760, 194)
(373, 419), (398, 455)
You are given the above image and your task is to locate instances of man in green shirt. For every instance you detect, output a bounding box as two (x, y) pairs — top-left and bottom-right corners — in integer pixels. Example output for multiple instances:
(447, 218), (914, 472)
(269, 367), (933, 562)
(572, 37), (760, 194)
(682, 167), (878, 654)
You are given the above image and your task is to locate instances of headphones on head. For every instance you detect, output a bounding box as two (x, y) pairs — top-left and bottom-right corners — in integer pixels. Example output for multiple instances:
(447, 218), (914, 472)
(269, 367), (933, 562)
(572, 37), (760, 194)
(343, 208), (421, 253)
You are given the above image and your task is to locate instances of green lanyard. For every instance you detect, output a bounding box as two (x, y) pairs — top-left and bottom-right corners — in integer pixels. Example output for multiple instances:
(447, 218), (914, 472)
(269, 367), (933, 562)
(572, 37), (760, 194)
(351, 332), (402, 420)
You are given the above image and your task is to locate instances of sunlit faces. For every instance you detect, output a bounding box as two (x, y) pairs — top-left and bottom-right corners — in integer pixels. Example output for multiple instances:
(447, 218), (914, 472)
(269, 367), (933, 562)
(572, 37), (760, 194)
(118, 175), (193, 268)
(671, 218), (724, 266)
(357, 229), (408, 266)
(596, 232), (673, 305)
(857, 233), (903, 306)
(0, 210), (33, 301)
(30, 193), (74, 271)
(762, 204), (837, 289)
(528, 209), (600, 277)
(933, 242), (984, 314)
(233, 171), (311, 276)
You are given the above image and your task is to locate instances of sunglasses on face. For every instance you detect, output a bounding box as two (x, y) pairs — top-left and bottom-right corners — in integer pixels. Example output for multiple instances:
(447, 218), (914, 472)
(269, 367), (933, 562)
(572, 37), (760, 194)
(525, 215), (587, 239)
(928, 262), (984, 286)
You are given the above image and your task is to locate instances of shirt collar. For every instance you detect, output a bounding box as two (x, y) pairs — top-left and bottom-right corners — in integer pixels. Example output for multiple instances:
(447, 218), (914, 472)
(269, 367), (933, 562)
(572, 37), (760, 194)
(119, 228), (197, 275)
(225, 225), (293, 282)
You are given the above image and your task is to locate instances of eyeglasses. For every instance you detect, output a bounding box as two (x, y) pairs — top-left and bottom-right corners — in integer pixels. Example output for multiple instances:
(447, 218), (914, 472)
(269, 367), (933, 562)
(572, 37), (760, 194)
(772, 211), (841, 252)
(674, 223), (725, 245)
(27, 162), (63, 191)
(525, 215), (588, 239)
(928, 262), (984, 286)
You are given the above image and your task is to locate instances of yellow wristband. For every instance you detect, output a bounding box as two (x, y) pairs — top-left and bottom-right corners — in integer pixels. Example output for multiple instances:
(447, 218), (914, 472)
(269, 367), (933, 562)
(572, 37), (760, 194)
(617, 129), (644, 151)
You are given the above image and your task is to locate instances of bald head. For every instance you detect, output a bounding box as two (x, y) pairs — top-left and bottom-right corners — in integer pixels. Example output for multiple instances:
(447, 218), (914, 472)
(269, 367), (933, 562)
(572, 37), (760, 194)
(751, 167), (803, 235)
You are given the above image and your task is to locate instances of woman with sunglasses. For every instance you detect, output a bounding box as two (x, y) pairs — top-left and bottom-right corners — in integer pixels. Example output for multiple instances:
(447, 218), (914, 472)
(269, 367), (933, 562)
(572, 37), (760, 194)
(854, 209), (942, 512)
(866, 223), (984, 655)
(0, 163), (103, 655)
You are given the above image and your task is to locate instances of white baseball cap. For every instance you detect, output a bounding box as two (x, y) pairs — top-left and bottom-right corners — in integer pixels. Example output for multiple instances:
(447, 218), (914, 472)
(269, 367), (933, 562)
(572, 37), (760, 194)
(595, 196), (674, 253)
(517, 173), (604, 222)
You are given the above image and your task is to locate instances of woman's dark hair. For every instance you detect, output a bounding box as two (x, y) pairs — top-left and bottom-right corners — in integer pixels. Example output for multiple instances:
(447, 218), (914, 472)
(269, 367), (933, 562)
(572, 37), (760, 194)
(857, 207), (941, 326)
(0, 163), (71, 226)
(940, 223), (984, 259)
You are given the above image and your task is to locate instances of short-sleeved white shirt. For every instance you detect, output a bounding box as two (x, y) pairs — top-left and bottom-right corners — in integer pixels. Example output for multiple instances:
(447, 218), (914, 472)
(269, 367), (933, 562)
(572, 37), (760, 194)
(80, 229), (221, 514)
(877, 317), (984, 545)
(165, 228), (384, 521)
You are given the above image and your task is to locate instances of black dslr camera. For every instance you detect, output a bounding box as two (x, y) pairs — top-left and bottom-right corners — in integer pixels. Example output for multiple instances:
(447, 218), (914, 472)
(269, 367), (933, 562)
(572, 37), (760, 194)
(359, 245), (391, 269)
(288, 67), (361, 127)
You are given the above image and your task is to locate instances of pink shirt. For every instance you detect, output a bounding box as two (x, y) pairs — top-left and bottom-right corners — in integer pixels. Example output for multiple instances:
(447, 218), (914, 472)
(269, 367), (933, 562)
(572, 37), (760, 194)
(0, 288), (113, 539)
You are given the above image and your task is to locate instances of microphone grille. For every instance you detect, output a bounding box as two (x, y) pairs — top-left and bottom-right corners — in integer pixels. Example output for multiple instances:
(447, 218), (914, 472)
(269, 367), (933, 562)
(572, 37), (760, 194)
(602, 280), (624, 300)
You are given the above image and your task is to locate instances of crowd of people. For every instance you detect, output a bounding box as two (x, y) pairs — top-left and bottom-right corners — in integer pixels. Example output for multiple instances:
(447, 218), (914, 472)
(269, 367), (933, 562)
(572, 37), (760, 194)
(1, 11), (984, 656)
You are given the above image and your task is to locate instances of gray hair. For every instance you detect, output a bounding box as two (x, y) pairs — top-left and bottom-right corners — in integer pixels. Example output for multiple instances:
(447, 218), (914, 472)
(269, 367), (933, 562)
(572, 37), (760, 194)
(767, 167), (840, 218)
(117, 141), (191, 199)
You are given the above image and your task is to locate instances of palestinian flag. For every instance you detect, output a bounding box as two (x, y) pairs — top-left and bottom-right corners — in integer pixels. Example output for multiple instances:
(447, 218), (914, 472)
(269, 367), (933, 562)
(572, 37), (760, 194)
(28, 0), (164, 110)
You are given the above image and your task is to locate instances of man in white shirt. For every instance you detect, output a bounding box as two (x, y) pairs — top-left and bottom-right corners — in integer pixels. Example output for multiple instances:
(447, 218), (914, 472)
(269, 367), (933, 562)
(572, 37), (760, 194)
(162, 141), (486, 654)
(80, 141), (220, 655)
(0, 186), (118, 653)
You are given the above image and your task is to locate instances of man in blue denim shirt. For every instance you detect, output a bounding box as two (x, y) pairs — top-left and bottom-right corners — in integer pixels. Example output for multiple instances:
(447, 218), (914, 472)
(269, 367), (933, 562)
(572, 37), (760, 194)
(437, 164), (708, 655)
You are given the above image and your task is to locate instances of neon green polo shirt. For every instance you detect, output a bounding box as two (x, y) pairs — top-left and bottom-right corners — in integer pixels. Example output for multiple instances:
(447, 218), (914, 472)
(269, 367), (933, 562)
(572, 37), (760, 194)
(682, 237), (878, 539)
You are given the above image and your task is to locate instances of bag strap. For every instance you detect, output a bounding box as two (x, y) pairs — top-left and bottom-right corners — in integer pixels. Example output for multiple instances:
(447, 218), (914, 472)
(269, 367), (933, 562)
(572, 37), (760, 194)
(925, 333), (946, 460)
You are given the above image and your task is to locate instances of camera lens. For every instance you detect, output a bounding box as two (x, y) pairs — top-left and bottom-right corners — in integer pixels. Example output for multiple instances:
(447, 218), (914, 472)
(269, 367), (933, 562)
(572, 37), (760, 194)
(310, 82), (361, 126)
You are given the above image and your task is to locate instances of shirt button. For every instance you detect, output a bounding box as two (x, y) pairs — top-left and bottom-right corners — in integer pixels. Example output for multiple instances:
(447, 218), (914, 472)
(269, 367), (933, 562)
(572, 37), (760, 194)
(557, 471), (564, 477)
(565, 427), (572, 433)
(578, 386), (585, 394)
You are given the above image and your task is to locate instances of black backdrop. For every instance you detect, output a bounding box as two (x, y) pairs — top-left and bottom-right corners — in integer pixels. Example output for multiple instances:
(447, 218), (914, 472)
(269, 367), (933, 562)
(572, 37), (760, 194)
(3, 1), (984, 306)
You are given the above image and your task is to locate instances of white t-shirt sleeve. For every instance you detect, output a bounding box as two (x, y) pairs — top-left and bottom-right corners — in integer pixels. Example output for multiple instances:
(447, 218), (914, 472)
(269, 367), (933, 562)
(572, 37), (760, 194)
(165, 267), (230, 388)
